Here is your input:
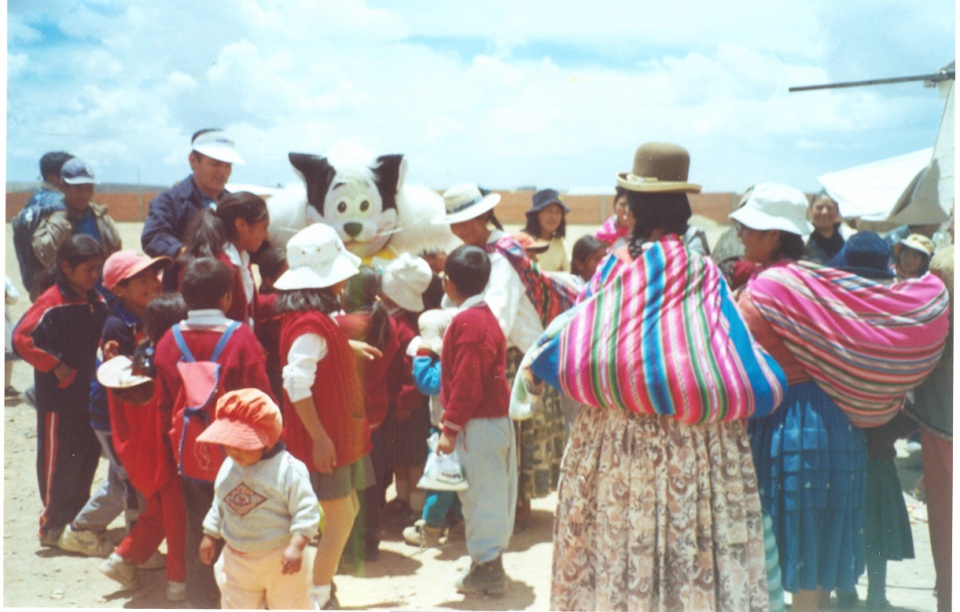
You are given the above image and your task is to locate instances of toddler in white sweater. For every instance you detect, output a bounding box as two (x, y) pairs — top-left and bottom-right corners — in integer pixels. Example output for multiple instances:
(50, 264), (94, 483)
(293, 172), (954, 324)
(198, 389), (321, 609)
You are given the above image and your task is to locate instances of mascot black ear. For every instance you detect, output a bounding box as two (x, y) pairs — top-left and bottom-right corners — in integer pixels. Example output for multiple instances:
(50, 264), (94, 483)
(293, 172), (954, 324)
(372, 154), (406, 213)
(289, 153), (337, 213)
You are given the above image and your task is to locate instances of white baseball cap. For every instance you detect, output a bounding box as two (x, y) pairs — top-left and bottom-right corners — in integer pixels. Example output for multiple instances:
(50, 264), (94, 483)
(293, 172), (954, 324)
(191, 130), (245, 165)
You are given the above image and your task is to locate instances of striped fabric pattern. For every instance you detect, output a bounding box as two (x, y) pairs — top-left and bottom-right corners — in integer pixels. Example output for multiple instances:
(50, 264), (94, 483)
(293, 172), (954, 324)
(551, 236), (786, 424)
(486, 236), (578, 327)
(747, 261), (950, 427)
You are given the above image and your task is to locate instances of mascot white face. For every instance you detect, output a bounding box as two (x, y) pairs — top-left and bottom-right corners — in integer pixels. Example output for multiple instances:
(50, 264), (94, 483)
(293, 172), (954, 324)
(286, 152), (405, 259)
(322, 169), (397, 256)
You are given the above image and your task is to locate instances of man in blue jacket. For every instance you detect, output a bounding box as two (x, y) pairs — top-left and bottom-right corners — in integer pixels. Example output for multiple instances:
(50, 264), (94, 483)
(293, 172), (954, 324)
(140, 129), (244, 289)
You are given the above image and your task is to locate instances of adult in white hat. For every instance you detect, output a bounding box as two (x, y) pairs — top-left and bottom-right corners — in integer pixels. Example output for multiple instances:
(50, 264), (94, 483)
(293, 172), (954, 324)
(141, 129), (245, 290)
(272, 223), (373, 610)
(435, 182), (565, 532)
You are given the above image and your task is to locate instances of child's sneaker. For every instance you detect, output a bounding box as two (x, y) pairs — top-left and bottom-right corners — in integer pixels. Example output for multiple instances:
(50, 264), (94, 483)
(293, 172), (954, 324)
(58, 524), (113, 557)
(455, 555), (507, 595)
(402, 519), (443, 548)
(166, 581), (187, 602)
(39, 527), (64, 548)
(99, 552), (139, 590)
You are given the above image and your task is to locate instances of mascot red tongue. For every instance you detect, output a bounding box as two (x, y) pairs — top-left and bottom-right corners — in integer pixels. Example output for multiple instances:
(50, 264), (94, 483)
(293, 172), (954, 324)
(267, 151), (458, 264)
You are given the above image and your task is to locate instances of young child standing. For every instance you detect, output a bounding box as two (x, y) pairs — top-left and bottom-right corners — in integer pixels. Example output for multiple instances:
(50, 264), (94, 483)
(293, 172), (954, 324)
(437, 245), (517, 595)
(274, 224), (374, 610)
(381, 253), (434, 521)
(154, 257), (273, 608)
(255, 246), (288, 405)
(13, 235), (108, 549)
(198, 389), (321, 610)
(177, 191), (271, 328)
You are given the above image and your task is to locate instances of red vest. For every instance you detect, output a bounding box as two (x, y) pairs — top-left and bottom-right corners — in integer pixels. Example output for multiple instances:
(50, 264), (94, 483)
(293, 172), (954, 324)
(280, 310), (372, 469)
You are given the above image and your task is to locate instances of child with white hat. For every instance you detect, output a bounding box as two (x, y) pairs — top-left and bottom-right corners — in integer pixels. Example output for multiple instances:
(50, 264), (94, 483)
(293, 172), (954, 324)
(273, 223), (374, 609)
(198, 389), (320, 610)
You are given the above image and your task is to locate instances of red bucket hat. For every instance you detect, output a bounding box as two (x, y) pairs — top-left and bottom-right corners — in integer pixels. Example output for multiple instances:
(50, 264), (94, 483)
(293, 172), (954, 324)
(196, 389), (282, 451)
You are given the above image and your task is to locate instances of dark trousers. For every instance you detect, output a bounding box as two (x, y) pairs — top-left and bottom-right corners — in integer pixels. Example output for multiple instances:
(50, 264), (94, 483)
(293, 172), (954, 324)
(36, 409), (100, 537)
(180, 478), (222, 608)
(345, 425), (387, 559)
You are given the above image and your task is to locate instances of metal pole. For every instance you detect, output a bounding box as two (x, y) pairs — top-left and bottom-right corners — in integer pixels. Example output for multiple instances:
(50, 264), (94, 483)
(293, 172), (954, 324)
(789, 70), (955, 92)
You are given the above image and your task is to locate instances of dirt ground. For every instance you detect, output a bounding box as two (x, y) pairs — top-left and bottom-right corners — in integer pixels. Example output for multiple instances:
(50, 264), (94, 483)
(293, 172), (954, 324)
(2, 222), (942, 610)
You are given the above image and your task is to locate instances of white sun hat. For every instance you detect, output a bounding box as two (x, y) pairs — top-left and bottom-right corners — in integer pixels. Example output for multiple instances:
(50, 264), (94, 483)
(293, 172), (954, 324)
(97, 356), (152, 389)
(274, 224), (361, 291)
(191, 130), (245, 165)
(382, 253), (433, 313)
(432, 183), (501, 225)
(729, 182), (813, 236)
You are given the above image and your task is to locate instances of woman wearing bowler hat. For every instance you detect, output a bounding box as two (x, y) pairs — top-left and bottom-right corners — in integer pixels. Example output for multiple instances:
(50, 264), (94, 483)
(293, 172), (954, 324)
(522, 189), (570, 272)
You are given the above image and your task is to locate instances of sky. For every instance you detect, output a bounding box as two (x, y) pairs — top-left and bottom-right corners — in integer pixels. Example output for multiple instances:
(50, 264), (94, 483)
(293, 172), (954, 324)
(5, 0), (956, 194)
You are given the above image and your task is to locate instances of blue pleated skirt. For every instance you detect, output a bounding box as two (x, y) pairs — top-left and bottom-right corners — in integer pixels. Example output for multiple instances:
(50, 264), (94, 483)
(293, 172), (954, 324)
(749, 381), (867, 593)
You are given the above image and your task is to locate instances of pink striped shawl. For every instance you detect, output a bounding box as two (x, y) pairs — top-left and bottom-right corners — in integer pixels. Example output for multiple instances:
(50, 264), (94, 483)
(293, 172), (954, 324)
(552, 236), (786, 423)
(746, 261), (951, 427)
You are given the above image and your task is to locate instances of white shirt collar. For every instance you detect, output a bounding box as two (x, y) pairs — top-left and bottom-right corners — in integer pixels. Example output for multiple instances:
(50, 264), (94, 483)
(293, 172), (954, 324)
(183, 309), (231, 328)
(458, 294), (486, 312)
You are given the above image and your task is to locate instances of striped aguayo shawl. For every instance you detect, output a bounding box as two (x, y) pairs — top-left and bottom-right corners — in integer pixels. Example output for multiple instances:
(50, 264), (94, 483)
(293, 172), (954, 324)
(485, 235), (578, 328)
(532, 235), (787, 424)
(747, 261), (950, 427)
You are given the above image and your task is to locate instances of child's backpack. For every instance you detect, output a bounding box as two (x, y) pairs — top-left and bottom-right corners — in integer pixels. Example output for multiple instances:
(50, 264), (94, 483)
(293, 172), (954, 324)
(12, 196), (64, 292)
(169, 321), (241, 483)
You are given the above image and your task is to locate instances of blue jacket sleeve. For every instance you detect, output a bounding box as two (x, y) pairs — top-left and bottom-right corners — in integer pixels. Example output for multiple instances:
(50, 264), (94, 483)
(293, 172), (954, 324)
(141, 189), (185, 259)
(412, 355), (441, 396)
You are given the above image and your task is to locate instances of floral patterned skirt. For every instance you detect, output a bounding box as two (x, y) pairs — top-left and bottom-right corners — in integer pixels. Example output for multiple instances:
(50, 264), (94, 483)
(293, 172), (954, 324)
(551, 406), (769, 611)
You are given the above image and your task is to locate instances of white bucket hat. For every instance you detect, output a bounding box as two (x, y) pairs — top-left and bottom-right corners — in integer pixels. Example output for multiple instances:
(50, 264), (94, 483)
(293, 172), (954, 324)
(729, 182), (813, 236)
(97, 356), (152, 389)
(432, 183), (501, 225)
(274, 224), (361, 291)
(191, 130), (245, 165)
(382, 253), (433, 313)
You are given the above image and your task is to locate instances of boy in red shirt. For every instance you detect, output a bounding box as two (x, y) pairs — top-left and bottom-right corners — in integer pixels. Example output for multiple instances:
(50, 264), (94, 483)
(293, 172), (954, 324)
(154, 257), (273, 608)
(436, 245), (517, 596)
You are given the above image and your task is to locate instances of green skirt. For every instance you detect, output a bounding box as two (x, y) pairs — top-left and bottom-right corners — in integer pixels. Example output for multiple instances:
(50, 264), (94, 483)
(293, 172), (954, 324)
(864, 458), (915, 561)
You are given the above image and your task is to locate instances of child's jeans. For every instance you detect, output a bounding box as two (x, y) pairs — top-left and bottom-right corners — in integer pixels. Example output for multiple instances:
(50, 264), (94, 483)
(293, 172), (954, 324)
(422, 490), (462, 528)
(455, 417), (517, 564)
(214, 542), (315, 609)
(73, 430), (144, 532)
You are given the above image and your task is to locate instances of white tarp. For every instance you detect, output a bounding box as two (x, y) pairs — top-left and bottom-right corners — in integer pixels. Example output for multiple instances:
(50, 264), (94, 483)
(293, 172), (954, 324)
(817, 149), (932, 220)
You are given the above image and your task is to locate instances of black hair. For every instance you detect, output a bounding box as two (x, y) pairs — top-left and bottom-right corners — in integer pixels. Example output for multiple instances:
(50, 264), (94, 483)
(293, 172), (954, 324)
(772, 232), (807, 262)
(257, 246), (288, 287)
(39, 152), (72, 182)
(32, 234), (105, 299)
(274, 288), (341, 316)
(180, 257), (233, 310)
(191, 128), (220, 143)
(444, 245), (490, 298)
(342, 266), (392, 350)
(143, 293), (188, 342)
(421, 274), (445, 311)
(627, 191), (692, 242)
(178, 191), (268, 269)
(614, 186), (627, 200)
(522, 208), (567, 239)
(572, 235), (607, 265)
(481, 210), (504, 231)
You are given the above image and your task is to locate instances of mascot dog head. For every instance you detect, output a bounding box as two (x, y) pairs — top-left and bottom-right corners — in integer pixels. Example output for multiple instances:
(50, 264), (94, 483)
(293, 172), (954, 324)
(288, 152), (405, 258)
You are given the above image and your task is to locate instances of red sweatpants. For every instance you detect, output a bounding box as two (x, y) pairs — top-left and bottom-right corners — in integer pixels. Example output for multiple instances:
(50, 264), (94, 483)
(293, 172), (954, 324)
(114, 478), (186, 582)
(921, 431), (951, 611)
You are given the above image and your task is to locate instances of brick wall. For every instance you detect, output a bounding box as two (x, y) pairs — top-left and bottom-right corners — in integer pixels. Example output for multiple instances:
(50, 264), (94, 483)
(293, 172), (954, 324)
(6, 190), (741, 225)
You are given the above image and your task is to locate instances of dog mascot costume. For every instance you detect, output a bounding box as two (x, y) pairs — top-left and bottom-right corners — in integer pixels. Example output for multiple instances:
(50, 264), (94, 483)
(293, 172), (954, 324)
(267, 151), (458, 263)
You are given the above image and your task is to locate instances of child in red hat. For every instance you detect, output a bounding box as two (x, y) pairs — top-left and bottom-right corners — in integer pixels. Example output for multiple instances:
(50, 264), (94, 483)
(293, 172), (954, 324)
(198, 389), (320, 610)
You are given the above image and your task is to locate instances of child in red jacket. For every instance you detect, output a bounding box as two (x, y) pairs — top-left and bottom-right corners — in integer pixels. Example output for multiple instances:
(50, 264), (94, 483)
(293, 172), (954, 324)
(436, 245), (516, 596)
(154, 257), (273, 608)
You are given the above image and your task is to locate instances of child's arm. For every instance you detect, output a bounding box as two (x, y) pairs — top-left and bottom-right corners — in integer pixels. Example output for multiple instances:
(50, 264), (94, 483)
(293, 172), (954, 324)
(282, 457), (321, 574)
(199, 496), (224, 566)
(284, 332), (338, 472)
(412, 354), (441, 396)
(437, 341), (486, 453)
(12, 294), (77, 387)
(281, 534), (310, 575)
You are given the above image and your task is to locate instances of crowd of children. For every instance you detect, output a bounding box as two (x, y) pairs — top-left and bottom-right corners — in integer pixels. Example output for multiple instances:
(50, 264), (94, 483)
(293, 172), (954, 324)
(8, 154), (953, 612)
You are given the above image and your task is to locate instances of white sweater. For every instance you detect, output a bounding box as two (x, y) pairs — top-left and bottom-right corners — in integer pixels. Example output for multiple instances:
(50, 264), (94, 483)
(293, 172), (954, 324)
(202, 448), (320, 554)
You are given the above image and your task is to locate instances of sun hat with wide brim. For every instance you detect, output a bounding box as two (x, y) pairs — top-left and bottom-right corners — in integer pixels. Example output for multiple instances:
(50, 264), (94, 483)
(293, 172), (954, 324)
(97, 356), (153, 389)
(526, 188), (570, 216)
(432, 183), (501, 225)
(893, 233), (936, 259)
(382, 252), (433, 313)
(729, 182), (813, 236)
(616, 142), (702, 194)
(511, 231), (550, 254)
(274, 223), (362, 291)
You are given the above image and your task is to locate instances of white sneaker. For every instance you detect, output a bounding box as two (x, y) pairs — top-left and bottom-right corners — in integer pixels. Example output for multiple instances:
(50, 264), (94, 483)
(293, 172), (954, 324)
(99, 552), (139, 590)
(166, 581), (187, 602)
(136, 551), (167, 570)
(58, 525), (113, 558)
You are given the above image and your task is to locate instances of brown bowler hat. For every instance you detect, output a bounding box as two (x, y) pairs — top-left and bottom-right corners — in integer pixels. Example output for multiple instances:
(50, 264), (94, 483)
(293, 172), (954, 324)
(616, 142), (701, 194)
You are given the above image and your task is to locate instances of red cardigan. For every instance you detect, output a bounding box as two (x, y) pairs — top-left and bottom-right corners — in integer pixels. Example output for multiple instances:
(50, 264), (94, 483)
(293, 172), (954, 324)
(440, 302), (509, 438)
(336, 312), (400, 429)
(386, 311), (429, 417)
(280, 310), (372, 469)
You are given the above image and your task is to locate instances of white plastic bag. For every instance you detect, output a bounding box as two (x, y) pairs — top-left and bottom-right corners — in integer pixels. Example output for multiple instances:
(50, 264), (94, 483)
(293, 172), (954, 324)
(417, 432), (468, 492)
